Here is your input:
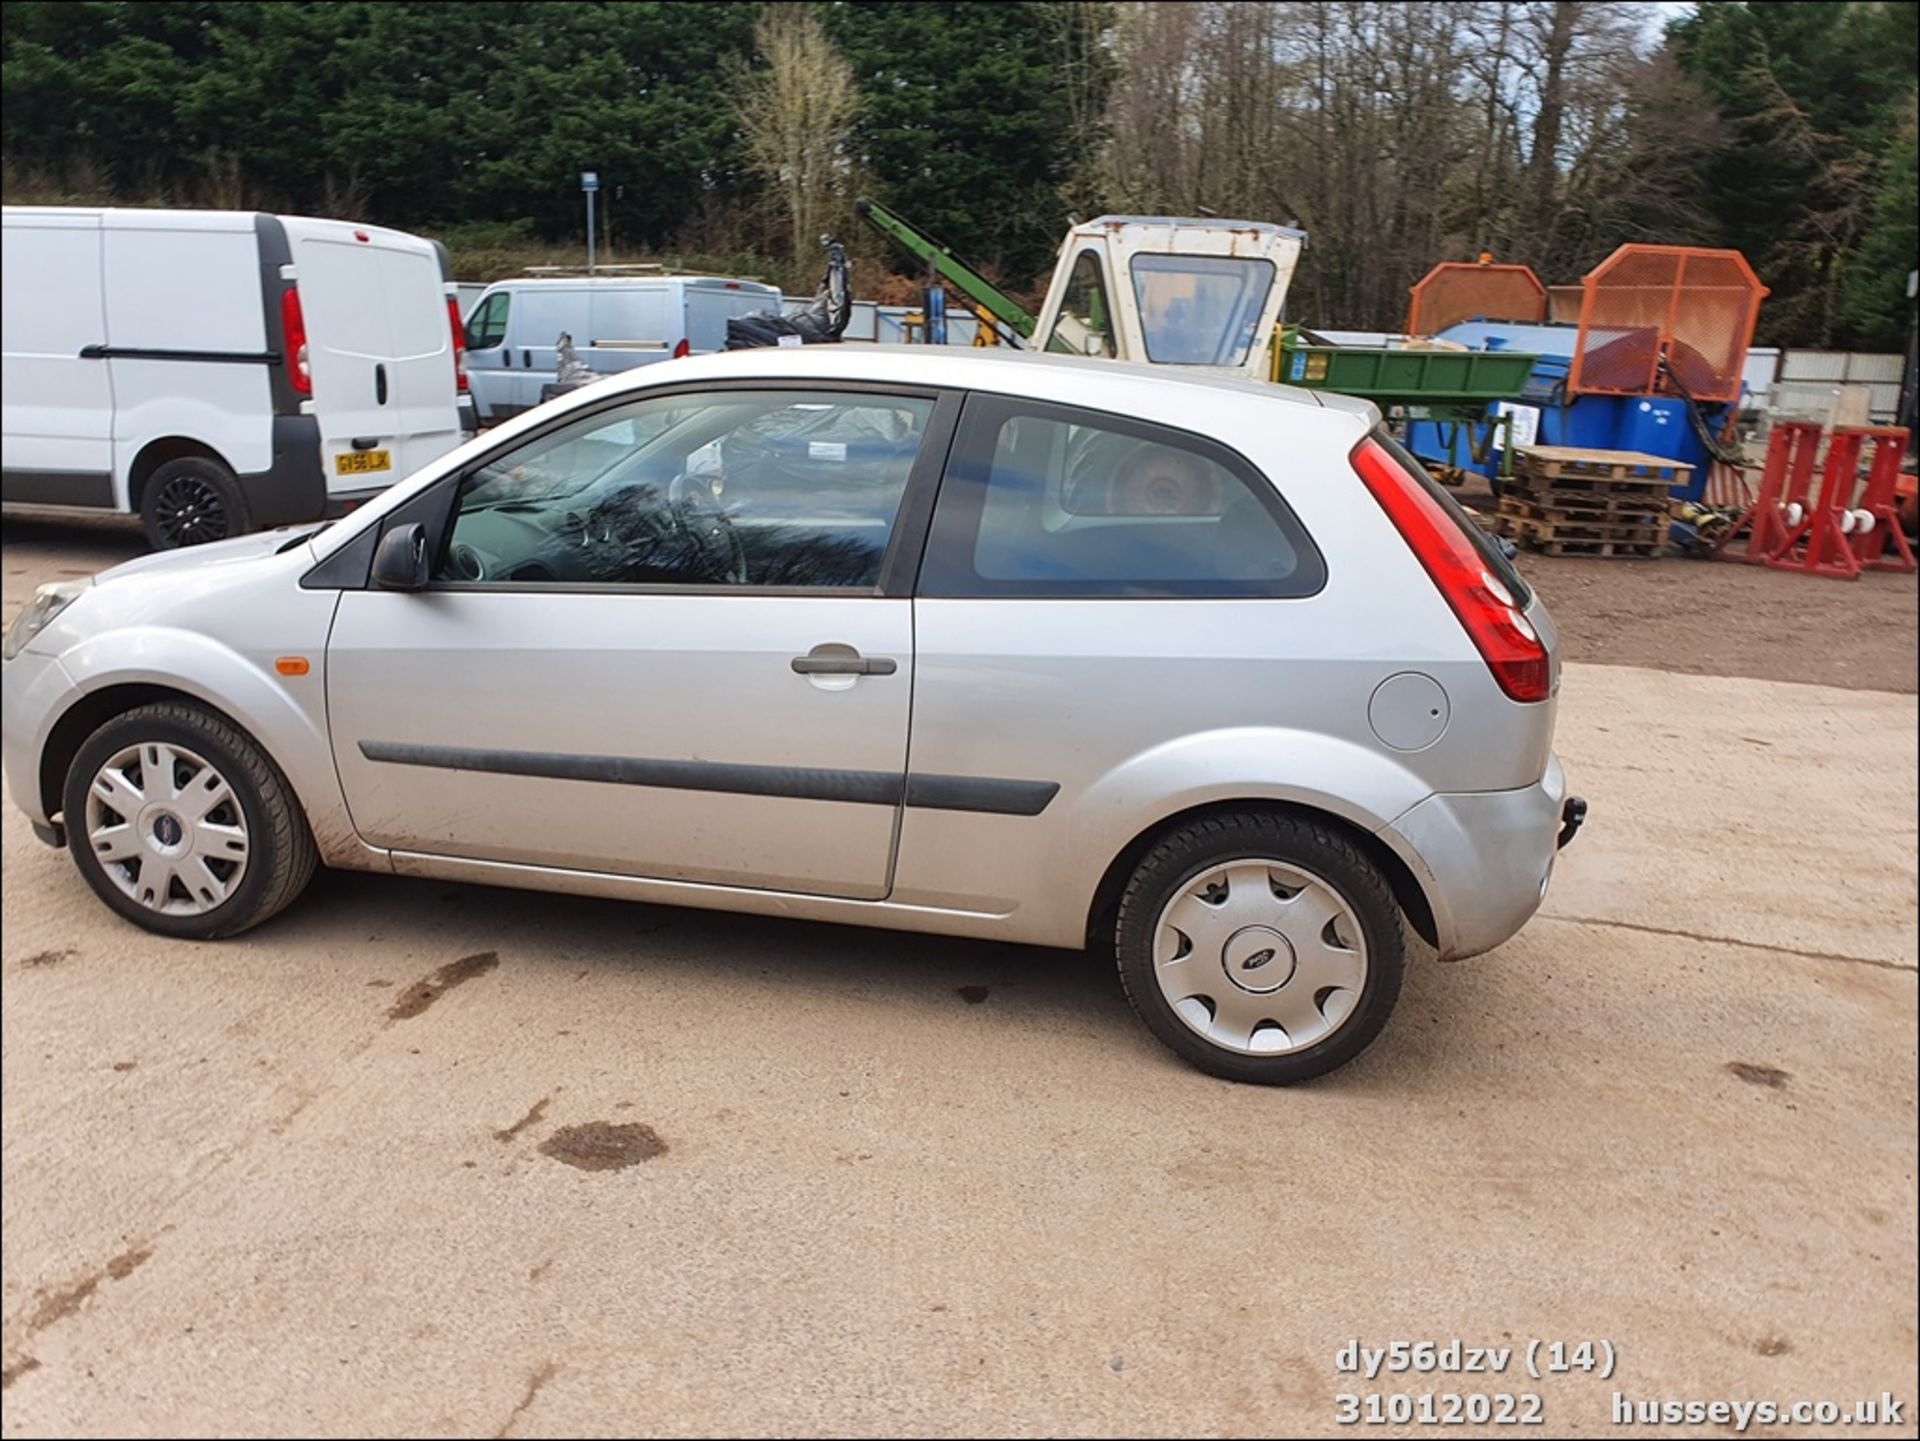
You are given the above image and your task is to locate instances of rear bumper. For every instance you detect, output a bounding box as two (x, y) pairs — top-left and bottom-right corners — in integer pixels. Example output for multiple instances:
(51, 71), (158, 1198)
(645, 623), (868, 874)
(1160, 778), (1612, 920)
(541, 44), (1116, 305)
(238, 414), (328, 528)
(1382, 755), (1573, 960)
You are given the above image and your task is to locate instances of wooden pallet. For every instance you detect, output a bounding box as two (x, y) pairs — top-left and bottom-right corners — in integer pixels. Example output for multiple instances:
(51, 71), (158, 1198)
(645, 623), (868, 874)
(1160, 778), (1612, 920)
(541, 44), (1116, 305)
(1499, 493), (1668, 525)
(1497, 510), (1666, 557)
(1505, 475), (1674, 506)
(1499, 514), (1663, 544)
(1509, 472), (1681, 499)
(1514, 444), (1695, 487)
(1522, 537), (1664, 558)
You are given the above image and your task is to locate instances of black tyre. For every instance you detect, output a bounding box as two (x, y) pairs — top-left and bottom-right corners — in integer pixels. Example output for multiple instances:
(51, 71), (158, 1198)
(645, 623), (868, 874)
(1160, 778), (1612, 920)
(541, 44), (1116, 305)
(63, 701), (318, 939)
(140, 456), (250, 549)
(1114, 810), (1406, 1084)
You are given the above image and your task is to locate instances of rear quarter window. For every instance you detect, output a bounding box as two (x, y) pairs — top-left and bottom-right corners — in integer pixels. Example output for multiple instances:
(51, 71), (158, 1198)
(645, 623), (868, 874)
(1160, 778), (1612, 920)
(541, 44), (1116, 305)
(918, 395), (1325, 599)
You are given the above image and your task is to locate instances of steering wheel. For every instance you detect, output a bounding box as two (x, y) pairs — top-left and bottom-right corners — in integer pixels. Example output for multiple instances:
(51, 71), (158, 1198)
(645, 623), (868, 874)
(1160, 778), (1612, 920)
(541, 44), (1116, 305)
(668, 468), (749, 584)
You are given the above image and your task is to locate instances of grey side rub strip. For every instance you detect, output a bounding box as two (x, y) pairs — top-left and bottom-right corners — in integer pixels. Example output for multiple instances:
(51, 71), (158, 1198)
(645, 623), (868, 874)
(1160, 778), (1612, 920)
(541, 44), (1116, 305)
(358, 741), (1059, 817)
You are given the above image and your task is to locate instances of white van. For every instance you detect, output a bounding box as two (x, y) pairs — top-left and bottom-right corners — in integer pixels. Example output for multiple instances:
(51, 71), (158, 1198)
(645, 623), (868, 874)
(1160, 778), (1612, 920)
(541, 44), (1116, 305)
(462, 275), (782, 423)
(1, 207), (473, 547)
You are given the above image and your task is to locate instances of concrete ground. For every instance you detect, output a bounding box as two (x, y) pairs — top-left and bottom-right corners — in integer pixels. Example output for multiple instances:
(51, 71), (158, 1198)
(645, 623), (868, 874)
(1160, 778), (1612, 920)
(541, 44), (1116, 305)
(2, 519), (1916, 1437)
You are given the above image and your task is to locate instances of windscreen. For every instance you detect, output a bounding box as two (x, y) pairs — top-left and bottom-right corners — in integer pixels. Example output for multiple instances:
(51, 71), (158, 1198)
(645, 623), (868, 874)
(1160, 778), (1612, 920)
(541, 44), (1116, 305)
(1130, 254), (1275, 366)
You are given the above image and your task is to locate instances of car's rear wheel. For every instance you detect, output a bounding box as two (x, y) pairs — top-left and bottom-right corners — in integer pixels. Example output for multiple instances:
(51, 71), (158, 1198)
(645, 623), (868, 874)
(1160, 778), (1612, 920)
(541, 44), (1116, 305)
(62, 701), (317, 939)
(1114, 811), (1406, 1084)
(141, 456), (250, 549)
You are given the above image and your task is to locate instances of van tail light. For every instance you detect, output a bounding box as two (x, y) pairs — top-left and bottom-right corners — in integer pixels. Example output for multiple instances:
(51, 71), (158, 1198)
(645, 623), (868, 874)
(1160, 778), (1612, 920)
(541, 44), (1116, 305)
(1350, 437), (1550, 703)
(446, 296), (469, 391)
(280, 288), (312, 396)
(671, 337), (691, 360)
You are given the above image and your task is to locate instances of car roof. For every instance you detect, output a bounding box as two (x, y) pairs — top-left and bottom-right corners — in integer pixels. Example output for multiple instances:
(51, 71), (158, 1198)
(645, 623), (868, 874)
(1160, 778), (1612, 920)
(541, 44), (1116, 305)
(597, 344), (1380, 425)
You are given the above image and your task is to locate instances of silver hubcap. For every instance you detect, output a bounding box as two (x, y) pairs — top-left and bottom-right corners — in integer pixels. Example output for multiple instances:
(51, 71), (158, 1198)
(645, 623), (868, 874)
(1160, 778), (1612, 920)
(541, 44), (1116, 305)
(85, 742), (249, 916)
(1152, 858), (1368, 1056)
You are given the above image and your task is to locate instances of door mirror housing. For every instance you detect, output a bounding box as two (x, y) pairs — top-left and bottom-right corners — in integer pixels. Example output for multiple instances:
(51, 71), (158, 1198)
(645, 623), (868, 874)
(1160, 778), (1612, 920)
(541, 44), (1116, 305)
(371, 522), (431, 591)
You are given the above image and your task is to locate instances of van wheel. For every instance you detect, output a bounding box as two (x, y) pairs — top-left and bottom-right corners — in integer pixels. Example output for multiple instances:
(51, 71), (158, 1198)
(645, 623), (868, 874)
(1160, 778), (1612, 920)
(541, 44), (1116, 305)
(62, 701), (317, 939)
(1113, 811), (1406, 1084)
(141, 457), (250, 549)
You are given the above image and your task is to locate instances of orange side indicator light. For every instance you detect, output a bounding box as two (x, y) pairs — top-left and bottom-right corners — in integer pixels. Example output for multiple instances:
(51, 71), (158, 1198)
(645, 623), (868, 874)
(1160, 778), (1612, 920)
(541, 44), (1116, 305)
(275, 657), (310, 676)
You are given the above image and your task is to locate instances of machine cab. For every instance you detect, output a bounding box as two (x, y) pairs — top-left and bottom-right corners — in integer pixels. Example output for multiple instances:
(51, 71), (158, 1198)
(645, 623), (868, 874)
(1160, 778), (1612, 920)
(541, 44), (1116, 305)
(1030, 216), (1306, 381)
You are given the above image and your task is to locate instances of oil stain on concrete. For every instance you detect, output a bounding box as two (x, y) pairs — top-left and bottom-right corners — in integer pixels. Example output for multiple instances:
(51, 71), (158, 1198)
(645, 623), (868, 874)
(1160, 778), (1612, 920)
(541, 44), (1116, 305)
(538, 1121), (667, 1172)
(492, 1359), (559, 1438)
(387, 952), (500, 1022)
(25, 1245), (154, 1333)
(493, 1096), (550, 1143)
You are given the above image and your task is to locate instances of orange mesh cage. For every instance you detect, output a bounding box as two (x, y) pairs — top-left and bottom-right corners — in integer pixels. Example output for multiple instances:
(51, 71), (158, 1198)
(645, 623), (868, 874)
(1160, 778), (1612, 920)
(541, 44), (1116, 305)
(1567, 245), (1766, 405)
(1404, 262), (1548, 336)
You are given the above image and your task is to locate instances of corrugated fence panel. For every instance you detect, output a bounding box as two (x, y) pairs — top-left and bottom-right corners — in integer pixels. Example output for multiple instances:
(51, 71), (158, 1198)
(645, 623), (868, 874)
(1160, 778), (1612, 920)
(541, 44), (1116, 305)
(1844, 353), (1905, 383)
(1780, 350), (1850, 382)
(1779, 350), (1903, 383)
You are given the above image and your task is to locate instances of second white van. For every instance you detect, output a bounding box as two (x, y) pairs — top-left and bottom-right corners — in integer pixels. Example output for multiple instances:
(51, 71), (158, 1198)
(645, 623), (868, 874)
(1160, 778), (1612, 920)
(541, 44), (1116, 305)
(1, 206), (473, 547)
(462, 275), (783, 423)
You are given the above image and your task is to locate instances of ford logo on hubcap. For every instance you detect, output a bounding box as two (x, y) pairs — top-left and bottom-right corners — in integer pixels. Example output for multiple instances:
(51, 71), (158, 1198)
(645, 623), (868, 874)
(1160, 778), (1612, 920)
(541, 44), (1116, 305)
(153, 814), (182, 846)
(1223, 925), (1296, 994)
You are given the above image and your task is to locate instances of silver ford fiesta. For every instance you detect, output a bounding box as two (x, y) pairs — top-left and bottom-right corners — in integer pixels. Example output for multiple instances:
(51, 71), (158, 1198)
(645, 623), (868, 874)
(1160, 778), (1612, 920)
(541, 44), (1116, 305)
(2, 346), (1581, 1083)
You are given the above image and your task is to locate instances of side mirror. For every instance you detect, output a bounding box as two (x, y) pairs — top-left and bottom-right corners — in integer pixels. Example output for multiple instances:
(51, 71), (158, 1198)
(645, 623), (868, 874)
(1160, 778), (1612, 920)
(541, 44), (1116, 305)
(371, 522), (431, 591)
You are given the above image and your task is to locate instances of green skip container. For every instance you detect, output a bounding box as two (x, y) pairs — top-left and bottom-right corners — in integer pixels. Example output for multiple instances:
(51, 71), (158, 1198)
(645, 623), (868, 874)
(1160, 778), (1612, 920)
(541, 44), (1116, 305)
(1275, 342), (1538, 407)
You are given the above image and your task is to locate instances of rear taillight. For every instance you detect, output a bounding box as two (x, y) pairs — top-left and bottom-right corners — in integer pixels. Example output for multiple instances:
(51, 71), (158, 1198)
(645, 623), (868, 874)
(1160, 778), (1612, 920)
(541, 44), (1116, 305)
(446, 296), (469, 391)
(1351, 437), (1549, 702)
(671, 337), (691, 360)
(280, 288), (311, 395)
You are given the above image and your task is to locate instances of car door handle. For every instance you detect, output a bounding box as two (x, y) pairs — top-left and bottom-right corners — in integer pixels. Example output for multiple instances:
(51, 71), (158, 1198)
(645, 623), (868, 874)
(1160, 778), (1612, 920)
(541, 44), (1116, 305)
(374, 363), (388, 404)
(791, 652), (897, 677)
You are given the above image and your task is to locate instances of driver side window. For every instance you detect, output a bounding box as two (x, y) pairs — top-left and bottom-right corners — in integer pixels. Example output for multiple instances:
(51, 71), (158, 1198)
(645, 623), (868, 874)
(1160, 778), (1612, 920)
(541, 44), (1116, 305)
(435, 389), (934, 590)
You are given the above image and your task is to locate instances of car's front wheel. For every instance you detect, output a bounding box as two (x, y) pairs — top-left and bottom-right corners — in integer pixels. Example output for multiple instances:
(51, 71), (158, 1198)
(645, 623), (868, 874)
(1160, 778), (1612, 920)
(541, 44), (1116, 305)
(1114, 810), (1406, 1084)
(63, 701), (317, 939)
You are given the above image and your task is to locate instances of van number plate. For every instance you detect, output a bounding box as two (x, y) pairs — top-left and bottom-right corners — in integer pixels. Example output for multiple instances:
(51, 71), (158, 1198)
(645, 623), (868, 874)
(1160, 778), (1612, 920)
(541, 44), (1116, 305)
(335, 450), (392, 476)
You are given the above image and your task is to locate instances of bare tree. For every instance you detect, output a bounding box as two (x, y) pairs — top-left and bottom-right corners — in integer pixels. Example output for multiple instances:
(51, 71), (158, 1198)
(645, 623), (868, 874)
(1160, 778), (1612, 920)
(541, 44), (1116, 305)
(1090, 0), (1711, 328)
(1046, 0), (1116, 218)
(1101, 1), (1207, 210)
(729, 5), (862, 263)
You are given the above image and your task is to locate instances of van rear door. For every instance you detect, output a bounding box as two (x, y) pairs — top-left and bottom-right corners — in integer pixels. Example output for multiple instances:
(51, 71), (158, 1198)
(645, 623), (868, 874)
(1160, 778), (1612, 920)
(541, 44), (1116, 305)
(283, 219), (461, 493)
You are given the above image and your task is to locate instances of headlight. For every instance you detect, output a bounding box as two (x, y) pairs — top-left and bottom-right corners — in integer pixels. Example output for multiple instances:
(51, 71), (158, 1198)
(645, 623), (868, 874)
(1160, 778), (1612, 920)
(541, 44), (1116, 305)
(2, 580), (89, 661)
